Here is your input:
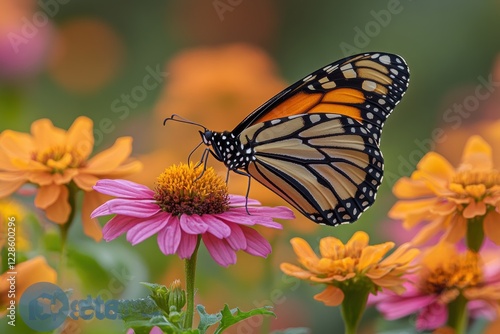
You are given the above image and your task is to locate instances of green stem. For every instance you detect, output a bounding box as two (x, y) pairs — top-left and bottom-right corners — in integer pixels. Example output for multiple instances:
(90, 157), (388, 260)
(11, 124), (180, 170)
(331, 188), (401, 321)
(340, 284), (370, 334)
(58, 184), (78, 284)
(183, 235), (201, 329)
(466, 216), (484, 252)
(446, 294), (468, 334)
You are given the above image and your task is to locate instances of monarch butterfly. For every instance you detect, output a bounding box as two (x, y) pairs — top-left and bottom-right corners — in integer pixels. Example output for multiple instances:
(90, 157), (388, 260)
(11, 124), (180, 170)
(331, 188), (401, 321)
(165, 52), (409, 226)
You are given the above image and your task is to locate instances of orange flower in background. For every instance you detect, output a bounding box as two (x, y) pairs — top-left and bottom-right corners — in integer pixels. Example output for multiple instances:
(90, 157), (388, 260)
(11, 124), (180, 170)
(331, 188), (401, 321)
(390, 135), (500, 245)
(0, 116), (141, 240)
(280, 231), (419, 307)
(0, 256), (57, 313)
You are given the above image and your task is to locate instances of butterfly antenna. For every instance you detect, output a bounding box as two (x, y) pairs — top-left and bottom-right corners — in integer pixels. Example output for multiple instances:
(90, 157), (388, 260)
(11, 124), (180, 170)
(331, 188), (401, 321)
(163, 114), (207, 131)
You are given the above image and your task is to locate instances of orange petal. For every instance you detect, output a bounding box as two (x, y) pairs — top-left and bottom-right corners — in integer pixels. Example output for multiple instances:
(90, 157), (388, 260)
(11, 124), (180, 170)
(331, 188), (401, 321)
(442, 214), (467, 244)
(0, 130), (34, 165)
(461, 136), (493, 170)
(393, 177), (434, 198)
(44, 185), (71, 223)
(98, 160), (142, 178)
(484, 211), (500, 245)
(81, 191), (104, 241)
(346, 231), (370, 250)
(0, 172), (29, 197)
(31, 118), (66, 150)
(430, 201), (457, 215)
(358, 242), (394, 270)
(389, 198), (439, 219)
(463, 201), (487, 218)
(319, 236), (344, 259)
(280, 263), (313, 279)
(314, 285), (344, 306)
(0, 256), (57, 303)
(66, 116), (94, 160)
(34, 184), (62, 209)
(73, 173), (100, 191)
(29, 171), (57, 186)
(416, 152), (455, 181)
(290, 238), (319, 262)
(85, 137), (134, 174)
(410, 217), (446, 245)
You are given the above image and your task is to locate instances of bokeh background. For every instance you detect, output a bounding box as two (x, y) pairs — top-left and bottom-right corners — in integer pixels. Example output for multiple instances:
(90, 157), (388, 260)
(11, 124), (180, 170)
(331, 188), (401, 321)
(2, 0), (500, 333)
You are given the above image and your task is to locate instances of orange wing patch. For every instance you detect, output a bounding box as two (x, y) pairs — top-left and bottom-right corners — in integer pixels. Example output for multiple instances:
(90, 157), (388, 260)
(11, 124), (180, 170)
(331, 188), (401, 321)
(254, 91), (322, 124)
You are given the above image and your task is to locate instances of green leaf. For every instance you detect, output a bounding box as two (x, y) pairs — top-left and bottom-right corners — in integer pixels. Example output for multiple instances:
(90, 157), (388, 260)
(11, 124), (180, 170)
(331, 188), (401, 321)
(118, 297), (163, 321)
(215, 305), (275, 334)
(197, 305), (222, 334)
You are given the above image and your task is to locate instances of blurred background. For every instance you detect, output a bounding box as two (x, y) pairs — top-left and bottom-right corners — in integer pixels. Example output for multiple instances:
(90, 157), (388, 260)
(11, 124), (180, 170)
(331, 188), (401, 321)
(1, 0), (500, 333)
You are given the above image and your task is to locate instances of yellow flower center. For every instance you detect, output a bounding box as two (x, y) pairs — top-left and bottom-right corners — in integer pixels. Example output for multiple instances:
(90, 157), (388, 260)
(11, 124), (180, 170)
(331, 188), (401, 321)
(450, 170), (500, 199)
(154, 163), (229, 216)
(421, 251), (482, 295)
(32, 146), (85, 173)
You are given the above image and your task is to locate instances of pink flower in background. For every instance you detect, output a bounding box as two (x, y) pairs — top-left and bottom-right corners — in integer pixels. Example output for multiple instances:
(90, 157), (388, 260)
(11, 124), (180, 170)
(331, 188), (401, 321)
(369, 243), (500, 331)
(91, 164), (294, 267)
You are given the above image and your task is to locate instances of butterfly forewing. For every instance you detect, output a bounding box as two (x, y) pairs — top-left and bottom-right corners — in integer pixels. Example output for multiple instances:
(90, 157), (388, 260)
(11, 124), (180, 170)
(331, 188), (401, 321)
(241, 113), (384, 226)
(232, 52), (409, 145)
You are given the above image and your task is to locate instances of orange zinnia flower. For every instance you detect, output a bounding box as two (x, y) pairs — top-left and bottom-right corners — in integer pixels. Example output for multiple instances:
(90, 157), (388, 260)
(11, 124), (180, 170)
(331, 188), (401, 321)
(389, 135), (500, 246)
(0, 116), (141, 240)
(280, 231), (419, 307)
(0, 256), (57, 314)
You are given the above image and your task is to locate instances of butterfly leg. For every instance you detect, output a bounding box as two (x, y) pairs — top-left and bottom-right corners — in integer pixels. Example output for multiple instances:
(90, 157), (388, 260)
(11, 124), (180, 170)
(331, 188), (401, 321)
(231, 168), (253, 215)
(187, 140), (204, 165)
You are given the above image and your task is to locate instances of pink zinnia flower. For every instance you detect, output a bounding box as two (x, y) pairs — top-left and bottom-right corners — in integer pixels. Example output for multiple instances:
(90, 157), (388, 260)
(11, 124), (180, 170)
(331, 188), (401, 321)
(91, 163), (294, 267)
(369, 242), (500, 331)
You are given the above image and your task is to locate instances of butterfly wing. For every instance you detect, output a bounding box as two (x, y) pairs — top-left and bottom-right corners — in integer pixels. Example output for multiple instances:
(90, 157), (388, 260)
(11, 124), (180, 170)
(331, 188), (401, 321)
(232, 52), (409, 144)
(240, 113), (383, 226)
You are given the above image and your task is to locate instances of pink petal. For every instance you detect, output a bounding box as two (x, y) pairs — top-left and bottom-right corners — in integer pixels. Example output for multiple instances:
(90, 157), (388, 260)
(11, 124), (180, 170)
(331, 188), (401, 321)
(225, 223), (247, 250)
(376, 294), (437, 320)
(91, 199), (159, 218)
(179, 214), (208, 235)
(202, 233), (237, 267)
(415, 303), (447, 331)
(177, 233), (198, 259)
(93, 179), (154, 198)
(157, 216), (182, 255)
(215, 210), (283, 229)
(102, 215), (142, 241)
(229, 195), (260, 206)
(240, 225), (272, 257)
(202, 215), (231, 238)
(247, 205), (295, 220)
(126, 213), (169, 245)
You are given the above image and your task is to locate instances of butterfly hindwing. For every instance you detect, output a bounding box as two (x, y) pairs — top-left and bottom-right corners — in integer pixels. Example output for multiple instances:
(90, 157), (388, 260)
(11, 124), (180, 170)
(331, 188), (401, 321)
(241, 113), (384, 226)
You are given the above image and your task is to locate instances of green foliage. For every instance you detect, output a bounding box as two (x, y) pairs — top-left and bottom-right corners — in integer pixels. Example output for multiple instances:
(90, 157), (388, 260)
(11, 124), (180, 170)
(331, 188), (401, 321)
(120, 284), (276, 334)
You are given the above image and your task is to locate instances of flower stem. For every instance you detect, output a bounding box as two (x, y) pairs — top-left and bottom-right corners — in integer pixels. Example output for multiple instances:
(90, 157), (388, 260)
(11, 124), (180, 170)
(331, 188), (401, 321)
(184, 235), (201, 329)
(58, 184), (78, 284)
(446, 294), (468, 334)
(466, 217), (484, 252)
(340, 284), (370, 334)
